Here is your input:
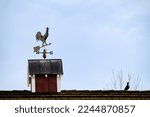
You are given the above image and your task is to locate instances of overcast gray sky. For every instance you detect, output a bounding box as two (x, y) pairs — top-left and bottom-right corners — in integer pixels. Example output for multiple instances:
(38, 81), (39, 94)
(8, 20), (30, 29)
(0, 0), (150, 90)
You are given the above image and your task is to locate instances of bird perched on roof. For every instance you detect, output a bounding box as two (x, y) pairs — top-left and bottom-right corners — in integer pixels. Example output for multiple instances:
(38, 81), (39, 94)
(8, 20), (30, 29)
(124, 82), (130, 91)
(35, 27), (49, 46)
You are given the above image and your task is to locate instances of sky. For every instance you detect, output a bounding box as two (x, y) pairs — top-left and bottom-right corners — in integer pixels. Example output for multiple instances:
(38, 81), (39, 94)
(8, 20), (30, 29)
(0, 0), (150, 90)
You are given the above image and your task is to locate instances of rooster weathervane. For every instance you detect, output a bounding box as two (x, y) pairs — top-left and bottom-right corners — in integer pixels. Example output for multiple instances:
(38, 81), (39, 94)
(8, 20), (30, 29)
(33, 27), (53, 59)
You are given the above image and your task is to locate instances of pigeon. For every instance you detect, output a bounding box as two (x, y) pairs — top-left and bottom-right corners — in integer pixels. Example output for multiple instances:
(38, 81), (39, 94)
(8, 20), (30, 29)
(124, 82), (130, 91)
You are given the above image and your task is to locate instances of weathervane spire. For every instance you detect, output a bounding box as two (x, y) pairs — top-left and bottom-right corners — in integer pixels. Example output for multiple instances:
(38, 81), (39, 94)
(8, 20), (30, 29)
(33, 27), (53, 59)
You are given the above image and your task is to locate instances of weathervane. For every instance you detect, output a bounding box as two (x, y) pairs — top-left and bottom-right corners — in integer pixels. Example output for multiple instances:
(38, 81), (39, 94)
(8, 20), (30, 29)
(33, 27), (53, 59)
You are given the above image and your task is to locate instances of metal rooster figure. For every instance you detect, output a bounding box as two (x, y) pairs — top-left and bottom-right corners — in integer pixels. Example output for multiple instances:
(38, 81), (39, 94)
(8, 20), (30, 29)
(36, 27), (49, 46)
(33, 27), (53, 59)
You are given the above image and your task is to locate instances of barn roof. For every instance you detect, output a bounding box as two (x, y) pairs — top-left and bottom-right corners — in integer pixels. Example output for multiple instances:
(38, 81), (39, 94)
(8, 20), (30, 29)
(0, 90), (150, 100)
(28, 59), (63, 75)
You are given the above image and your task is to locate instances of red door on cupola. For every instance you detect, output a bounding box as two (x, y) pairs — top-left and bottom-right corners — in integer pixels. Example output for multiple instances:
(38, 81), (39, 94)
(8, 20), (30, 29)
(35, 74), (57, 92)
(48, 75), (57, 92)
